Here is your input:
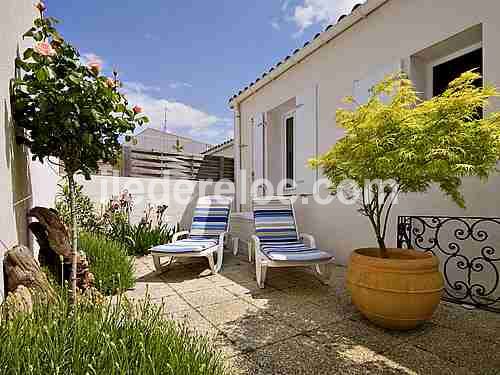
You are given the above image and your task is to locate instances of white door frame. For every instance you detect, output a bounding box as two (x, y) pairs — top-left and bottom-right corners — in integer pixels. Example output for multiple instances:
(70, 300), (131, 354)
(281, 109), (296, 193)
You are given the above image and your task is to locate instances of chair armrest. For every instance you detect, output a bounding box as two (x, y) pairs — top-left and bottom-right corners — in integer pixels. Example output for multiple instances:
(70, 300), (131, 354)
(218, 232), (227, 246)
(299, 233), (316, 248)
(250, 235), (261, 251)
(172, 231), (190, 242)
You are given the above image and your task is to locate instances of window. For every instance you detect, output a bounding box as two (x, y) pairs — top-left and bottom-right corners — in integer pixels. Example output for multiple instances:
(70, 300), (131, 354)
(433, 48), (482, 96)
(283, 113), (295, 190)
(414, 25), (483, 100)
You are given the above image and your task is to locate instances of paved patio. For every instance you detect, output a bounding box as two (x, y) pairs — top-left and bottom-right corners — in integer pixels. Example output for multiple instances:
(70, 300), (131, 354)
(129, 251), (500, 375)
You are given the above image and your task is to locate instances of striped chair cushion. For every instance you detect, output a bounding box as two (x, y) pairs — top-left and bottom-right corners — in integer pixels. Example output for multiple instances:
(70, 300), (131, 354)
(260, 240), (333, 262)
(151, 238), (218, 254)
(253, 197), (333, 262)
(189, 195), (232, 240)
(253, 197), (298, 242)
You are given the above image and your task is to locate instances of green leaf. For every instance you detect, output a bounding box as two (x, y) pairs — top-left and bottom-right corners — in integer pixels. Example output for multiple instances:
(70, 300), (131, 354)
(68, 74), (81, 85)
(33, 31), (44, 42)
(36, 67), (48, 81)
(23, 48), (34, 59)
(23, 27), (36, 38)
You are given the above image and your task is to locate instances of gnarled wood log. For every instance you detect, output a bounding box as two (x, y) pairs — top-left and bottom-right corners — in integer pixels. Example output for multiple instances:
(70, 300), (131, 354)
(3, 245), (57, 311)
(29, 207), (72, 258)
(2, 285), (34, 319)
(28, 207), (94, 291)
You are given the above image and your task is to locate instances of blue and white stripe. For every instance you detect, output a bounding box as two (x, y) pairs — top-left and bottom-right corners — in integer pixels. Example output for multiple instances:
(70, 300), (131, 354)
(189, 196), (231, 238)
(253, 197), (333, 262)
(151, 196), (232, 254)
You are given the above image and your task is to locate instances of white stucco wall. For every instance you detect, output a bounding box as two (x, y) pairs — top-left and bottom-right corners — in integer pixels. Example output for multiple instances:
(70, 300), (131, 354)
(78, 176), (235, 230)
(235, 0), (500, 265)
(0, 0), (60, 302)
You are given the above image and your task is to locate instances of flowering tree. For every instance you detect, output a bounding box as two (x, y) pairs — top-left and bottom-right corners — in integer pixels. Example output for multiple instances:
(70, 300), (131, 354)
(12, 2), (148, 298)
(311, 72), (500, 257)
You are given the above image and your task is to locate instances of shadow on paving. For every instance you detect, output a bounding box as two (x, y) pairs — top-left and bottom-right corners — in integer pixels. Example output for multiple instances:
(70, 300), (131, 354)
(131, 252), (500, 375)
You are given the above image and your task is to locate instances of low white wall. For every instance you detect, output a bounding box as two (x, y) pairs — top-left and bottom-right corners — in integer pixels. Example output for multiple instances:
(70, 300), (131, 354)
(294, 174), (500, 265)
(78, 176), (235, 230)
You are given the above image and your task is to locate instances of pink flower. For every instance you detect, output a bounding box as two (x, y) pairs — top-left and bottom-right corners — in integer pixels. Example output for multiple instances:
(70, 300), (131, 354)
(88, 61), (101, 75)
(133, 105), (143, 114)
(34, 41), (56, 57)
(34, 1), (46, 12)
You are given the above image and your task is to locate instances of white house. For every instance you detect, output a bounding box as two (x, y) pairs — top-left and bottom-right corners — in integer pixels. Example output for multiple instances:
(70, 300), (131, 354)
(229, 0), (500, 266)
(202, 139), (234, 158)
(124, 128), (212, 154)
(0, 0), (60, 302)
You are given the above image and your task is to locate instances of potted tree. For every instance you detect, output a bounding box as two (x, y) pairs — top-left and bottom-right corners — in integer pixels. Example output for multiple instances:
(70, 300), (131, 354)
(312, 72), (500, 330)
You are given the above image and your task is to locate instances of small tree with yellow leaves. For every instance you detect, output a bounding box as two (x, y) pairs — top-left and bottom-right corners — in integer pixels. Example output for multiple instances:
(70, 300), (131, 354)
(312, 72), (500, 257)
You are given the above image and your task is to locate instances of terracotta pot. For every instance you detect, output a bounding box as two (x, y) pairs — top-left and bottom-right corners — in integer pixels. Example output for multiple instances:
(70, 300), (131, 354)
(346, 248), (444, 330)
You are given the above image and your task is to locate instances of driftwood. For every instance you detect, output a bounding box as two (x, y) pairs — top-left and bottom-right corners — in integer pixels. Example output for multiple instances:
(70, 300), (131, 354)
(2, 285), (34, 319)
(2, 245), (57, 317)
(28, 207), (94, 291)
(4, 245), (56, 296)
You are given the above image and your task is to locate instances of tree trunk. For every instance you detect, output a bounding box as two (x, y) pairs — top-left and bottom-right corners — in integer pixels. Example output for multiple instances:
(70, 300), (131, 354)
(67, 174), (78, 303)
(367, 210), (389, 259)
(377, 236), (388, 258)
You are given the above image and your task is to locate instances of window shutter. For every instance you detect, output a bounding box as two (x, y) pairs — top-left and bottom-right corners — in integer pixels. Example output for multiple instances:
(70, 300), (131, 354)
(252, 112), (266, 196)
(353, 60), (403, 104)
(294, 85), (318, 195)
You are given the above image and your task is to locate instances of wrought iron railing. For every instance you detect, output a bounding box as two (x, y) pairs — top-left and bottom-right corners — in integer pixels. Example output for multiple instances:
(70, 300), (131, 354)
(398, 216), (500, 312)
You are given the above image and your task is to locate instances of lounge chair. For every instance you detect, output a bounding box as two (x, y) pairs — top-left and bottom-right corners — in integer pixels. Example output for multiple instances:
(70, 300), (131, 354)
(251, 196), (334, 288)
(150, 195), (232, 274)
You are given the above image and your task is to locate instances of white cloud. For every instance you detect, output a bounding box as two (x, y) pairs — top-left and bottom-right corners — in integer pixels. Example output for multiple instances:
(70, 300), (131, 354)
(271, 19), (281, 30)
(122, 84), (231, 144)
(123, 81), (160, 93)
(168, 82), (193, 89)
(80, 52), (104, 67)
(290, 0), (360, 33)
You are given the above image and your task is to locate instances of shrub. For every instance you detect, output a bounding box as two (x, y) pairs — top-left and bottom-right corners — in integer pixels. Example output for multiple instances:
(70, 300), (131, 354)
(56, 182), (100, 233)
(0, 297), (227, 375)
(105, 210), (135, 246)
(129, 222), (177, 256)
(79, 232), (135, 295)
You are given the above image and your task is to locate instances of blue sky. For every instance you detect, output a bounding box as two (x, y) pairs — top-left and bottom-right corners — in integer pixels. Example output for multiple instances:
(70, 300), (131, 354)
(49, 0), (360, 145)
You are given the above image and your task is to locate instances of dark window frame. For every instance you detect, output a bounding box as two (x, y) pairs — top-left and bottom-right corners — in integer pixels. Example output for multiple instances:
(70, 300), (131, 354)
(283, 113), (295, 190)
(432, 47), (483, 97)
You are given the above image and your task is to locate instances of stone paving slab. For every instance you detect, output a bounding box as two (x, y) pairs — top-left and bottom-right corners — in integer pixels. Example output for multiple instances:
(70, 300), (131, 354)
(182, 287), (238, 308)
(167, 308), (218, 336)
(222, 281), (278, 297)
(197, 298), (261, 327)
(222, 312), (301, 352)
(432, 301), (500, 342)
(227, 335), (335, 375)
(130, 253), (500, 375)
(306, 320), (408, 355)
(379, 344), (472, 375)
(151, 294), (192, 312)
(409, 325), (500, 374)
